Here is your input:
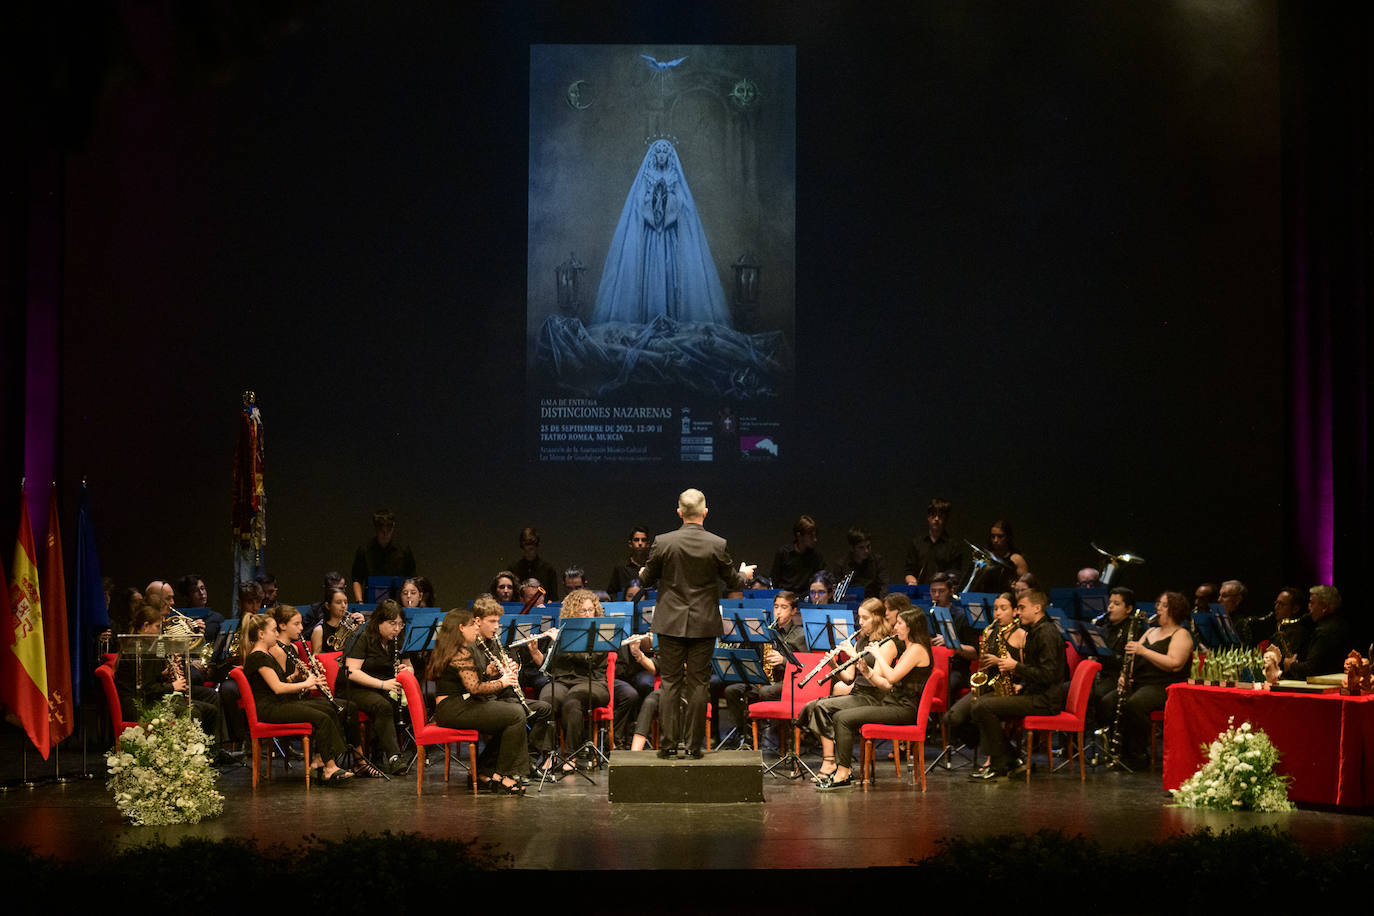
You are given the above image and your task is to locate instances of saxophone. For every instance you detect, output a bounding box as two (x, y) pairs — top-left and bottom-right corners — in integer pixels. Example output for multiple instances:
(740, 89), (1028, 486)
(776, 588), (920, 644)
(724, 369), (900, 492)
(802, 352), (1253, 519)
(970, 620), (1018, 697)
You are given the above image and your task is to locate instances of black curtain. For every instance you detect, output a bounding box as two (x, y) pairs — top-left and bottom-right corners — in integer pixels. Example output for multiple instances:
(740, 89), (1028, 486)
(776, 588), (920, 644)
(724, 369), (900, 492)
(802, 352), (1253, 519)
(1281, 2), (1373, 637)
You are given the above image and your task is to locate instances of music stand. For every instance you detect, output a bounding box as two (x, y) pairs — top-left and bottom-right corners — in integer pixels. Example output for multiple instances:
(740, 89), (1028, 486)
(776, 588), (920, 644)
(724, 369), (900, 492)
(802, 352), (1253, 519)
(535, 616), (626, 788)
(716, 608), (773, 747)
(761, 632), (815, 780)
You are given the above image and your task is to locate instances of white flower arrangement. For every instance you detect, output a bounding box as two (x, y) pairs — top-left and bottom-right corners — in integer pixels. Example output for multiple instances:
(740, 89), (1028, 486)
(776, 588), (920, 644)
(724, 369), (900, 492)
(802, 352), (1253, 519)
(106, 696), (225, 826)
(1170, 718), (1293, 812)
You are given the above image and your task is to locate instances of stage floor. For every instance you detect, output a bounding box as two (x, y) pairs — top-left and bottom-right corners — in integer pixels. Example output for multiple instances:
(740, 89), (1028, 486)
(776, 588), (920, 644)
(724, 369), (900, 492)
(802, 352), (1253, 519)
(1, 745), (1366, 868)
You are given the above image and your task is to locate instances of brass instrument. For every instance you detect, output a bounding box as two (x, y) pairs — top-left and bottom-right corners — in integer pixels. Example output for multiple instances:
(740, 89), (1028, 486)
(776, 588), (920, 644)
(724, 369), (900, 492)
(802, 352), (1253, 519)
(970, 620), (1018, 697)
(1271, 615), (1308, 657)
(327, 614), (361, 651)
(163, 609), (212, 668)
(1090, 542), (1145, 587)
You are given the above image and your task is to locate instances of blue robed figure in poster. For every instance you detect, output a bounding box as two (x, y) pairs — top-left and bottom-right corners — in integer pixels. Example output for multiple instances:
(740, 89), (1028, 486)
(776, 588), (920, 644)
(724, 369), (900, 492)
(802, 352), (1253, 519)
(590, 139), (734, 327)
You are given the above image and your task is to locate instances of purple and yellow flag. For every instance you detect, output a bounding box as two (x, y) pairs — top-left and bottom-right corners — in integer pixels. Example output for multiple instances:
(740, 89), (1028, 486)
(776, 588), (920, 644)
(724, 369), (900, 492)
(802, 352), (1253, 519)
(3, 490), (50, 757)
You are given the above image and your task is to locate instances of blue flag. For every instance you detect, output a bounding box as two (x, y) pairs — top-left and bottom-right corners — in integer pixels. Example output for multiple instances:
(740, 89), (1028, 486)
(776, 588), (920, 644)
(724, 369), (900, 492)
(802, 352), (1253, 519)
(73, 481), (108, 702)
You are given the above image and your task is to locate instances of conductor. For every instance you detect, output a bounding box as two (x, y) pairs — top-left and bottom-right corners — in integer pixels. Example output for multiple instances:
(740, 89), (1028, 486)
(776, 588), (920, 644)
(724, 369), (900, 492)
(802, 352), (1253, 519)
(639, 488), (755, 758)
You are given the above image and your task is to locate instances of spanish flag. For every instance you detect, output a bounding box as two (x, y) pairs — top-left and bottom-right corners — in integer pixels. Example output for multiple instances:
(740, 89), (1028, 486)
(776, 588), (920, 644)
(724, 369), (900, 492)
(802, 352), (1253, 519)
(3, 491), (50, 757)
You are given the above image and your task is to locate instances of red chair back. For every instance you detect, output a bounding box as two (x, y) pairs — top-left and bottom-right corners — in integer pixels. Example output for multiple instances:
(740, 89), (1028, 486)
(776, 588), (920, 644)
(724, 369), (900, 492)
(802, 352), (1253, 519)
(1064, 659), (1101, 719)
(930, 646), (954, 711)
(95, 662), (137, 734)
(915, 662), (947, 726)
(398, 669), (430, 733)
(1064, 640), (1083, 676)
(228, 666), (260, 722)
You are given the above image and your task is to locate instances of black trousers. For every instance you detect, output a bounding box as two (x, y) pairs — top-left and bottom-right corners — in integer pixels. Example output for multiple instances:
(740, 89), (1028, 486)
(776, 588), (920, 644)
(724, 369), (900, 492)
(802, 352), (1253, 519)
(259, 697), (347, 763)
(540, 676), (609, 751)
(1101, 683), (1167, 760)
(832, 699), (919, 766)
(346, 686), (401, 759)
(657, 635), (714, 750)
(434, 695), (529, 777)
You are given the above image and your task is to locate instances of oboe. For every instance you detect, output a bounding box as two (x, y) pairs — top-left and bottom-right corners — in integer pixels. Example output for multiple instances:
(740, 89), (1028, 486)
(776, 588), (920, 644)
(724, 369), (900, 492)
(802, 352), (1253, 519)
(482, 636), (534, 716)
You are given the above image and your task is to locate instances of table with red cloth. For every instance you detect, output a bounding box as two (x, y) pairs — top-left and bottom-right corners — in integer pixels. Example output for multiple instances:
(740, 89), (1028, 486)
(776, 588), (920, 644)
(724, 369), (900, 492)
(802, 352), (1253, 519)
(1162, 682), (1374, 807)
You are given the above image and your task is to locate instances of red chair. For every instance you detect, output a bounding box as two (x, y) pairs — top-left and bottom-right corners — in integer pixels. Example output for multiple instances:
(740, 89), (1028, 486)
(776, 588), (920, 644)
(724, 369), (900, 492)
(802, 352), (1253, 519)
(398, 669), (479, 796)
(1021, 659), (1101, 782)
(1064, 641), (1084, 677)
(228, 666), (313, 788)
(319, 651), (373, 748)
(1148, 708), (1165, 771)
(94, 662), (139, 738)
(859, 663), (949, 791)
(590, 651), (618, 760)
(747, 651), (832, 756)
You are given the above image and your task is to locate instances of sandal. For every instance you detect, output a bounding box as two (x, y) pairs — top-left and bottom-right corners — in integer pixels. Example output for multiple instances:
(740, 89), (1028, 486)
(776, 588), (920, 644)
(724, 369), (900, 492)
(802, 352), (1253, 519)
(811, 756), (837, 784)
(817, 772), (854, 790)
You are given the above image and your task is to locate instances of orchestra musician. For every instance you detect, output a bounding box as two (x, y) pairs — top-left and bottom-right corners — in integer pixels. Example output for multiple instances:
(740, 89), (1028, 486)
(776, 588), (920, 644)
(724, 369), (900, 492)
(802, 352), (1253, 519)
(820, 604), (934, 789)
(427, 607), (528, 795)
(309, 587), (361, 655)
(242, 613), (353, 784)
(524, 588), (609, 773)
(944, 591), (1025, 751)
(470, 596), (554, 776)
(114, 602), (222, 738)
(722, 590), (807, 751)
(1101, 591), (1193, 771)
(795, 597), (897, 783)
(337, 598), (409, 774)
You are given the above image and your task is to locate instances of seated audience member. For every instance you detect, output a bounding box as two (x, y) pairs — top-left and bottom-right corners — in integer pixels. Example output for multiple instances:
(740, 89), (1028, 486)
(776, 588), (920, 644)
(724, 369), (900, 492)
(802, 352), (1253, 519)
(606, 526), (651, 600)
(490, 570), (519, 604)
(964, 589), (1067, 779)
(770, 515), (826, 593)
(351, 507), (417, 602)
(1101, 591), (1193, 770)
(722, 590), (808, 750)
(1265, 585), (1353, 681)
(830, 525), (887, 600)
(514, 526), (560, 602)
(904, 497), (969, 587)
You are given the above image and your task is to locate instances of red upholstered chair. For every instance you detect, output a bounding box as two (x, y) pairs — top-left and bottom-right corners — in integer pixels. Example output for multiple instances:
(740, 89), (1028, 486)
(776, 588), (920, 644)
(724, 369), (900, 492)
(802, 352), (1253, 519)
(1148, 708), (1165, 771)
(1021, 658), (1101, 782)
(318, 651), (372, 748)
(398, 669), (478, 796)
(95, 662), (139, 738)
(748, 651), (832, 756)
(1064, 641), (1084, 677)
(859, 663), (948, 791)
(591, 651), (618, 761)
(228, 666), (313, 788)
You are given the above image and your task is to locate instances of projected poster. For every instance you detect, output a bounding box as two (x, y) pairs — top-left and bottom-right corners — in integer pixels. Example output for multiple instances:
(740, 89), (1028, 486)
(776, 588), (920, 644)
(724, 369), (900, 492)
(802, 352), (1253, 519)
(528, 45), (796, 464)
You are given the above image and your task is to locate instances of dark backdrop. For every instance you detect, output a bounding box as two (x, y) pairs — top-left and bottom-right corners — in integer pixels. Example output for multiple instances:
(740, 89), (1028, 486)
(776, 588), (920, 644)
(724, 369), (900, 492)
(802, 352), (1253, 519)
(10, 1), (1304, 609)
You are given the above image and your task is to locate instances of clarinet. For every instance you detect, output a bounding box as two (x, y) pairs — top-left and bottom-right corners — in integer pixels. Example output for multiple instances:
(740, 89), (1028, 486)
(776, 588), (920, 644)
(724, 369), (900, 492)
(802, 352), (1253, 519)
(298, 641), (344, 711)
(390, 638), (408, 707)
(281, 642), (314, 697)
(1108, 609), (1148, 762)
(483, 636), (534, 717)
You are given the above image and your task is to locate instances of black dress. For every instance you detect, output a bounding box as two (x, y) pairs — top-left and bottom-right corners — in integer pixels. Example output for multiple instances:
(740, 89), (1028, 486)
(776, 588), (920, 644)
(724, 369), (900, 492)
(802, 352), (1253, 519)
(432, 645), (529, 777)
(244, 650), (346, 762)
(337, 633), (402, 759)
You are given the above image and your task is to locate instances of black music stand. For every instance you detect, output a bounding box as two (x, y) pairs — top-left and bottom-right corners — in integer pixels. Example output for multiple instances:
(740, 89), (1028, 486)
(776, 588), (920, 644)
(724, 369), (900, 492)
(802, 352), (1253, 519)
(715, 609), (773, 747)
(535, 616), (626, 789)
(762, 632), (814, 780)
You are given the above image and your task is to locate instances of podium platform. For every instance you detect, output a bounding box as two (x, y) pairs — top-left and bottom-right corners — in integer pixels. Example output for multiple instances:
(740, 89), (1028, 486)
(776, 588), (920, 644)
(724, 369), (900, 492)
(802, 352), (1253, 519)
(607, 749), (765, 803)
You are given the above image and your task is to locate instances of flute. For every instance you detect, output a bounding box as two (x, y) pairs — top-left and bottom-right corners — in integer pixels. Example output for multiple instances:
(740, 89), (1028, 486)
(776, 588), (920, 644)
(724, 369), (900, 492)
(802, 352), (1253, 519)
(820, 635), (895, 684)
(799, 640), (855, 687)
(508, 628), (558, 649)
